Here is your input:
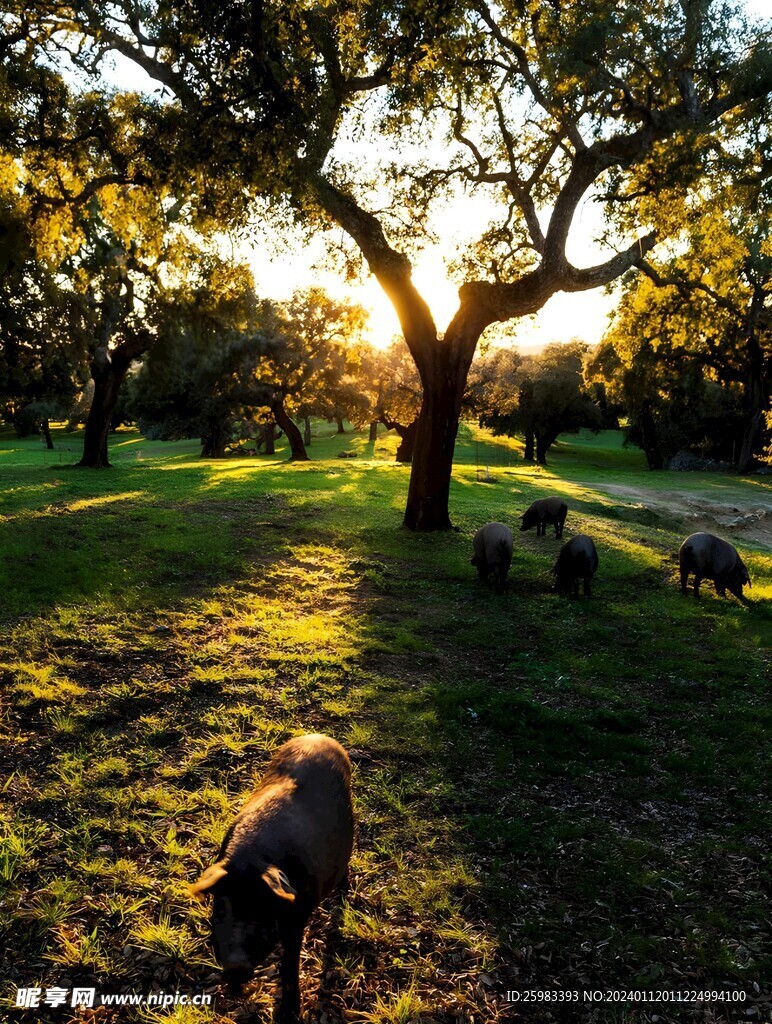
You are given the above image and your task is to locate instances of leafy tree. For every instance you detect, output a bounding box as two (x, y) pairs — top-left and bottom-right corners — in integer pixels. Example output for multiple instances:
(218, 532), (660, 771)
(351, 339), (423, 461)
(129, 258), (267, 457)
(0, 159), (86, 444)
(476, 341), (601, 464)
(16, 1), (772, 520)
(589, 328), (756, 471)
(605, 198), (772, 471)
(465, 345), (523, 421)
(276, 289), (368, 444)
(1, 23), (226, 466)
(251, 289), (367, 461)
(131, 284), (365, 460)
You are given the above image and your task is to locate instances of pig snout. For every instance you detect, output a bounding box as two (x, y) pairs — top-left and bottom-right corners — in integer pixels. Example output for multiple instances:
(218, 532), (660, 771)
(222, 962), (254, 995)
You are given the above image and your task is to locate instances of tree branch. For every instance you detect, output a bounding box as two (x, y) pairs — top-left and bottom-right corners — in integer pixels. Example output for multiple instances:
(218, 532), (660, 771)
(634, 257), (743, 317)
(562, 232), (657, 291)
(308, 174), (438, 373)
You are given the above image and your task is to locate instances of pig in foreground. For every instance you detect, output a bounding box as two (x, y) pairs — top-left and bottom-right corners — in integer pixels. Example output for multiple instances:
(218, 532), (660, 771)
(679, 532), (751, 599)
(520, 496), (568, 538)
(191, 734), (354, 1022)
(471, 522), (514, 591)
(554, 534), (598, 596)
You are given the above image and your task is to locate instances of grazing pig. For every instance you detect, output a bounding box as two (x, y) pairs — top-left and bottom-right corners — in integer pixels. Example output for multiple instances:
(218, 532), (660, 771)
(679, 532), (751, 599)
(520, 496), (568, 538)
(471, 522), (514, 591)
(191, 734), (354, 1022)
(554, 534), (598, 597)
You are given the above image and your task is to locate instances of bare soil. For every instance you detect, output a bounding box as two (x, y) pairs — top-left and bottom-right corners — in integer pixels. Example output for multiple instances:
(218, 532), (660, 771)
(589, 483), (772, 549)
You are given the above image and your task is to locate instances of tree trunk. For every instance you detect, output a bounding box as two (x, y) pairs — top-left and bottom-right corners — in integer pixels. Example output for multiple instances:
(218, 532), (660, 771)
(395, 419), (418, 463)
(263, 421), (276, 455)
(201, 416), (228, 458)
(41, 418), (54, 450)
(378, 414), (418, 462)
(523, 429), (535, 462)
(335, 415), (345, 434)
(535, 433), (548, 465)
(535, 430), (561, 465)
(734, 338), (766, 472)
(368, 420), (378, 442)
(270, 393), (309, 461)
(639, 399), (664, 470)
(736, 408), (763, 472)
(77, 359), (128, 468)
(77, 303), (148, 468)
(403, 390), (460, 530)
(403, 318), (481, 531)
(304, 416), (312, 446)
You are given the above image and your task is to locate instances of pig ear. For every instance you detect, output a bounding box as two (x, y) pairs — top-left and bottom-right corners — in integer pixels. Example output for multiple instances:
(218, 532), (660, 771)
(261, 866), (297, 902)
(189, 861), (228, 897)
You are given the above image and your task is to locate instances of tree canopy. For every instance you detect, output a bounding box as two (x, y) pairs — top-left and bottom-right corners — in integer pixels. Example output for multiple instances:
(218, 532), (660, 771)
(5, 1), (772, 507)
(472, 340), (602, 464)
(601, 189), (772, 470)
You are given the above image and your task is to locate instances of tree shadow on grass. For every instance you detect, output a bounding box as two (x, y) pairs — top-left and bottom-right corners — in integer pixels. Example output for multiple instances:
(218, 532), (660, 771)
(1, 474), (770, 1023)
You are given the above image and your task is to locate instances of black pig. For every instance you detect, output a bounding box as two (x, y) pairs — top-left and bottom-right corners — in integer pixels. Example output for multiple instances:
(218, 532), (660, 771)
(471, 522), (514, 592)
(191, 734), (354, 1022)
(679, 532), (751, 599)
(554, 534), (598, 596)
(520, 497), (568, 538)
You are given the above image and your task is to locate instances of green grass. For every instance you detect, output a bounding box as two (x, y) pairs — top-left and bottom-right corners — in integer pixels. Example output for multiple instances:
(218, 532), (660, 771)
(0, 421), (770, 1023)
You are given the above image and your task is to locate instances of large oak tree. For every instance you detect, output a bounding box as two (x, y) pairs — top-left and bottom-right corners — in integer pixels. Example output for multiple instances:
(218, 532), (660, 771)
(609, 206), (772, 471)
(14, 0), (772, 523)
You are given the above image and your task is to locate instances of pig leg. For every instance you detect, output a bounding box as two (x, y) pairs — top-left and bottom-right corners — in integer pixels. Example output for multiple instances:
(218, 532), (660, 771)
(583, 577), (591, 597)
(693, 574), (702, 599)
(338, 865), (350, 895)
(277, 924), (304, 1022)
(680, 566), (689, 595)
(573, 578), (579, 598)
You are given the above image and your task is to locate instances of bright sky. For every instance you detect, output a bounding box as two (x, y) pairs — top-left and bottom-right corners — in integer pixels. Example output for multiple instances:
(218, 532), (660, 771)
(98, 0), (769, 352)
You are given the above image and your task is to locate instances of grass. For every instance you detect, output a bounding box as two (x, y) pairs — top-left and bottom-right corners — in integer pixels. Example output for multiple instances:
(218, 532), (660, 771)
(0, 420), (770, 1023)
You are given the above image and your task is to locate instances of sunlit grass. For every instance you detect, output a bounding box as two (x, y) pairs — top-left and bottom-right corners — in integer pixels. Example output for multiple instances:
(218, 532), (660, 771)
(357, 984), (428, 1024)
(0, 820), (48, 883)
(47, 923), (112, 973)
(130, 911), (204, 964)
(0, 422), (769, 1022)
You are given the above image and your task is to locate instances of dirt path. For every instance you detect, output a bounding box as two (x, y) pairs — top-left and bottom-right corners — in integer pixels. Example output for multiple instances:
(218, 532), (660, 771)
(588, 481), (772, 549)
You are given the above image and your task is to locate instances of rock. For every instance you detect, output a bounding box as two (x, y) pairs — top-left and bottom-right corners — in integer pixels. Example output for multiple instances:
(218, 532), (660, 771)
(666, 450), (730, 472)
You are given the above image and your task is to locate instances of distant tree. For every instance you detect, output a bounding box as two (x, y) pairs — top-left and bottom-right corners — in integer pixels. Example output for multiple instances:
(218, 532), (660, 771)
(254, 289), (367, 461)
(130, 260), (267, 457)
(606, 197), (772, 471)
(131, 284), (366, 460)
(465, 345), (523, 421)
(588, 332), (750, 470)
(476, 342), (602, 464)
(0, 166), (86, 444)
(280, 290), (368, 440)
(352, 340), (423, 462)
(25, 1), (772, 526)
